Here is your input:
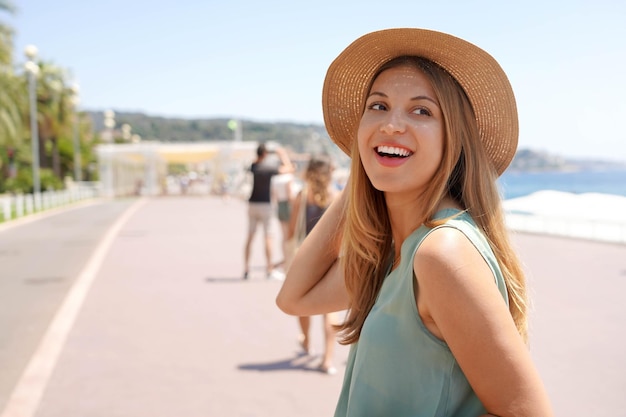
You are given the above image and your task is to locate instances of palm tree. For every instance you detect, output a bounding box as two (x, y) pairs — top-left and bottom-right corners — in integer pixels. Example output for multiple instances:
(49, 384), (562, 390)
(0, 69), (22, 146)
(31, 60), (75, 178)
(1, 1), (92, 190)
(0, 0), (21, 184)
(0, 0), (15, 65)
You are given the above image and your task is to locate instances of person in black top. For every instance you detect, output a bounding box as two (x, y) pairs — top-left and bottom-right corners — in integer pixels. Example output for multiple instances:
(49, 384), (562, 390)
(243, 142), (294, 280)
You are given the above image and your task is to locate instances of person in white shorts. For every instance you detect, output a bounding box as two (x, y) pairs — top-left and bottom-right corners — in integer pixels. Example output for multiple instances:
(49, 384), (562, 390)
(243, 142), (294, 280)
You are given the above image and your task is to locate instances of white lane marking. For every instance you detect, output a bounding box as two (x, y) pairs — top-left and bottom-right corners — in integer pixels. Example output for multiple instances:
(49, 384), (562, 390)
(0, 198), (147, 417)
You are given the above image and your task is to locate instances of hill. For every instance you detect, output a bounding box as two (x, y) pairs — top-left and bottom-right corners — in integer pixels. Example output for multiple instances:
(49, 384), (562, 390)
(509, 149), (626, 172)
(88, 111), (333, 154)
(87, 111), (626, 172)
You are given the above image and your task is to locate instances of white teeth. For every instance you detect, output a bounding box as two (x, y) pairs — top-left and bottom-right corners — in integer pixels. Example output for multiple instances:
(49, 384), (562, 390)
(377, 145), (411, 157)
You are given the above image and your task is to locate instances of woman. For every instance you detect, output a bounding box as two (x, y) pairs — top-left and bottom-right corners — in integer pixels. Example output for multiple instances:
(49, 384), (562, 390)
(287, 155), (339, 374)
(276, 28), (553, 416)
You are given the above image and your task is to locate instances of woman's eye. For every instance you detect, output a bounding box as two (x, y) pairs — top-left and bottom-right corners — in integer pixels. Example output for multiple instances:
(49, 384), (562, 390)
(412, 107), (432, 116)
(368, 103), (387, 111)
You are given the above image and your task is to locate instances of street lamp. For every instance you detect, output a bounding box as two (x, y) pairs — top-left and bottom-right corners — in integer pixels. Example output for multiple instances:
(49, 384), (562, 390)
(103, 110), (115, 142)
(121, 123), (132, 142)
(70, 84), (82, 181)
(228, 119), (242, 141)
(24, 45), (40, 202)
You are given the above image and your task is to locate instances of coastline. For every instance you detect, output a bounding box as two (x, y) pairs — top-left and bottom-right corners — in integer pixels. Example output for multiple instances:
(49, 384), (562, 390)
(503, 190), (626, 244)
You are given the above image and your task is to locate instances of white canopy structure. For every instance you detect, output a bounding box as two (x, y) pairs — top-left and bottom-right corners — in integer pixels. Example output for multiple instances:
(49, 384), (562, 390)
(96, 141), (258, 197)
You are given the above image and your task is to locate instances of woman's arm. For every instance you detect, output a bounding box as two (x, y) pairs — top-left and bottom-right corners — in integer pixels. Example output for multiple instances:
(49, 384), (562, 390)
(415, 227), (553, 417)
(276, 189), (349, 316)
(276, 147), (295, 174)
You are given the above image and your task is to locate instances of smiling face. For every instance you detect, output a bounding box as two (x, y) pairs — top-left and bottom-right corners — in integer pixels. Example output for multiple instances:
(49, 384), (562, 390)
(357, 63), (445, 197)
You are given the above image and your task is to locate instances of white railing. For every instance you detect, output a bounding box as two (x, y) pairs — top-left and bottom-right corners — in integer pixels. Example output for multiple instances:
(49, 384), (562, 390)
(0, 182), (101, 223)
(505, 212), (626, 245)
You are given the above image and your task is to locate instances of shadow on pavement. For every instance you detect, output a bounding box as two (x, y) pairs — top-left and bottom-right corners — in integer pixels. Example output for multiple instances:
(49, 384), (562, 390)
(204, 276), (245, 283)
(238, 352), (323, 373)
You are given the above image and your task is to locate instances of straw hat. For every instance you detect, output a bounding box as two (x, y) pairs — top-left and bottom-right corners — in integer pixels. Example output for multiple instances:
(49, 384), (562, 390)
(322, 28), (518, 175)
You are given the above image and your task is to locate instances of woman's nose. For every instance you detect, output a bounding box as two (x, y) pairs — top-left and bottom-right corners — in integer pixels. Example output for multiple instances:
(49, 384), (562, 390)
(380, 111), (406, 135)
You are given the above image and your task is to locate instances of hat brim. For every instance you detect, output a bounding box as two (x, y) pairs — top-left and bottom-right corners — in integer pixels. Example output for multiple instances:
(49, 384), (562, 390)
(322, 28), (518, 175)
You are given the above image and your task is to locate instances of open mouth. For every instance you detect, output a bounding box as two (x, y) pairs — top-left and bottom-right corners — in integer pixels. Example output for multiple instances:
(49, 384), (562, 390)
(376, 145), (413, 158)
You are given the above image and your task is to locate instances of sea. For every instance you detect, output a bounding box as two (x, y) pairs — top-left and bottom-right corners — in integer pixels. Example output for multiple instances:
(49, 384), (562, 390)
(498, 169), (626, 200)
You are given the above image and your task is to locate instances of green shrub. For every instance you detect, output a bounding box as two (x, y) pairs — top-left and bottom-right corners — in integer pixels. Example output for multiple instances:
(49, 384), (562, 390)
(4, 168), (64, 193)
(4, 168), (32, 193)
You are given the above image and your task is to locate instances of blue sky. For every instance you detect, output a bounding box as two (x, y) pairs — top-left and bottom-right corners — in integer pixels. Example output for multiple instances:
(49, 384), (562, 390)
(8, 0), (626, 160)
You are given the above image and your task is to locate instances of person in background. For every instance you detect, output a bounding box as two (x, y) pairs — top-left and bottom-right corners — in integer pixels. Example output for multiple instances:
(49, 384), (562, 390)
(287, 154), (339, 374)
(243, 142), (294, 280)
(277, 28), (553, 416)
(271, 171), (295, 271)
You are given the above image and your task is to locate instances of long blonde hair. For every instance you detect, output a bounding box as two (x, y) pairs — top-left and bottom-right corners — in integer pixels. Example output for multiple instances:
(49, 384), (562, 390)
(304, 154), (334, 208)
(338, 57), (528, 344)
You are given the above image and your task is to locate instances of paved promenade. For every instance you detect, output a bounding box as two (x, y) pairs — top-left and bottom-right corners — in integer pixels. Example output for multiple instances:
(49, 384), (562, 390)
(1, 196), (625, 416)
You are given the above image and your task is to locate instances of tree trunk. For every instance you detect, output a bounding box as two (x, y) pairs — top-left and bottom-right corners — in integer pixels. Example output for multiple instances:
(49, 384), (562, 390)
(38, 135), (47, 168)
(51, 137), (60, 177)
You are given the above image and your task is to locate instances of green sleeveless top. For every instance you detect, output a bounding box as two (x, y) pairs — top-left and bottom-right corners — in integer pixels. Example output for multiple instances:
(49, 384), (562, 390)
(334, 209), (509, 417)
